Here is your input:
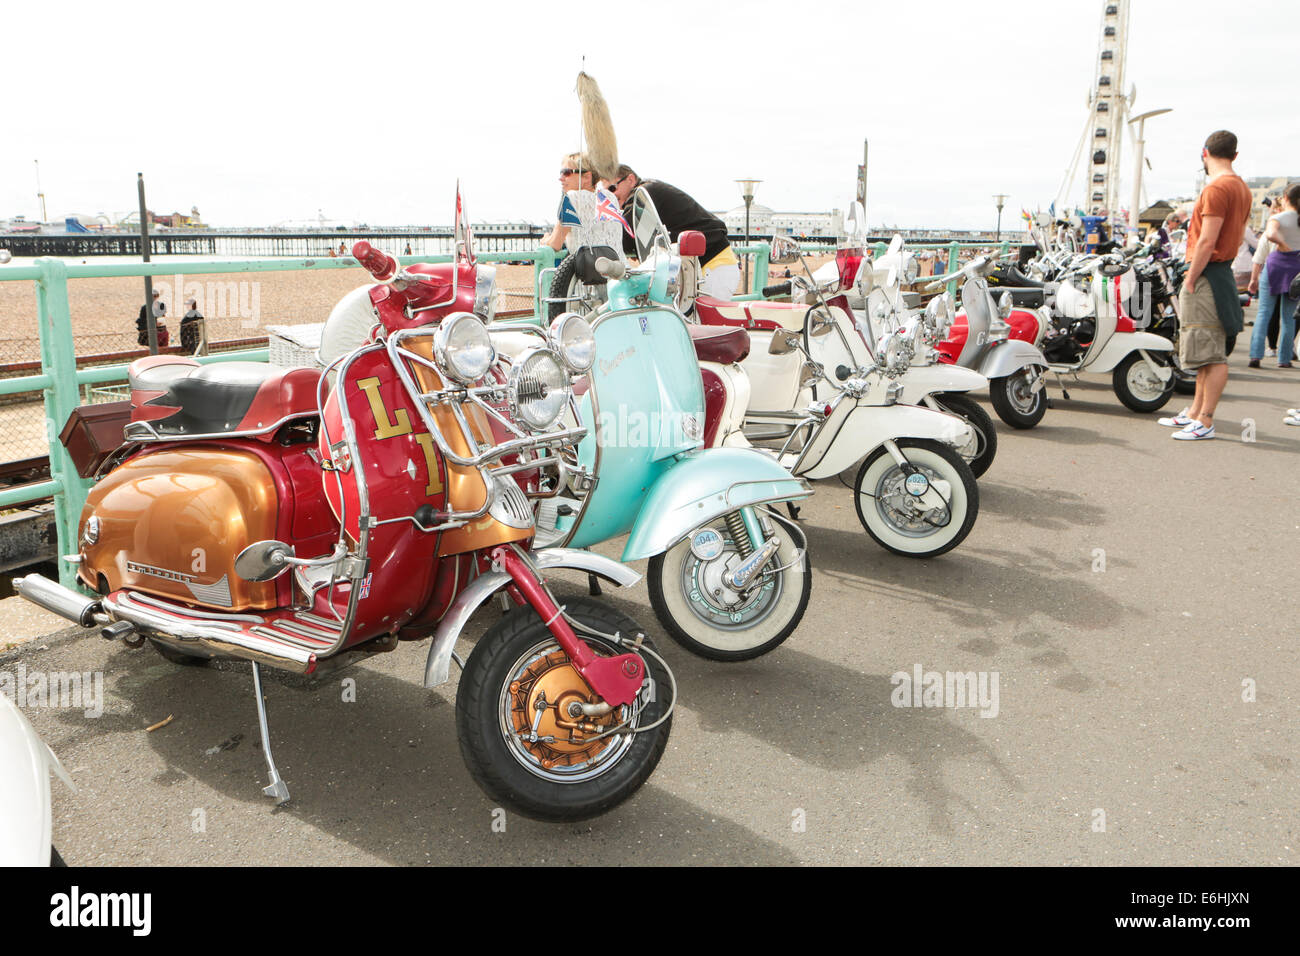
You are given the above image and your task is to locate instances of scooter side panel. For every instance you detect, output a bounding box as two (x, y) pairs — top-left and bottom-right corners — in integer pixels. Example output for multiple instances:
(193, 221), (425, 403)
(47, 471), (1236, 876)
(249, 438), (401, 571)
(1083, 331), (1173, 373)
(898, 363), (988, 404)
(566, 309), (705, 549)
(79, 448), (281, 610)
(621, 447), (810, 561)
(800, 404), (973, 481)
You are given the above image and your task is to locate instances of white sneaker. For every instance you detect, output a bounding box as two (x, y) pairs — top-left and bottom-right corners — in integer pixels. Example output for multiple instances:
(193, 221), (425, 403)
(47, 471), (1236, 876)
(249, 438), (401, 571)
(1287, 408), (1300, 417)
(1266, 348), (1277, 357)
(1284, 414), (1300, 427)
(1157, 407), (1194, 427)
(1172, 420), (1215, 440)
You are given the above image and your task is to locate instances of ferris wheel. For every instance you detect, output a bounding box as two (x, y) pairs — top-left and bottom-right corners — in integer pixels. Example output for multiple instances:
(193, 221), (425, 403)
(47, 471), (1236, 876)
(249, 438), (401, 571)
(1056, 1), (1132, 222)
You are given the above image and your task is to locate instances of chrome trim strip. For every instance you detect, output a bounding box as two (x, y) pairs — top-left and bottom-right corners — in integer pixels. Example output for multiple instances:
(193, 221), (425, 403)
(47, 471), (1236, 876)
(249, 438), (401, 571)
(124, 590), (265, 623)
(122, 411), (318, 443)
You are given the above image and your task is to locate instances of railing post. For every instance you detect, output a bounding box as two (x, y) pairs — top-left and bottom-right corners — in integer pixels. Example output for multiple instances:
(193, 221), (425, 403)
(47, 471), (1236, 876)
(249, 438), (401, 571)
(752, 244), (770, 293)
(946, 241), (960, 299)
(532, 246), (555, 321)
(34, 257), (94, 592)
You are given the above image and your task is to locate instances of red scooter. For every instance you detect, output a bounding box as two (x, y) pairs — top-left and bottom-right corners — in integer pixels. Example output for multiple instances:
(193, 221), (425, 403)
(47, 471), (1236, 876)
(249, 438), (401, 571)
(17, 194), (673, 822)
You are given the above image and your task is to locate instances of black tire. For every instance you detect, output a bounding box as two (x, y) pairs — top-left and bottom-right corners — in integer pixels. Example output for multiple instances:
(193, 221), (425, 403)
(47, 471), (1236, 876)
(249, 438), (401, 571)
(853, 439), (979, 558)
(455, 597), (671, 822)
(988, 368), (1047, 429)
(547, 254), (606, 322)
(647, 509), (811, 662)
(149, 638), (209, 666)
(931, 392), (997, 478)
(1112, 350), (1175, 413)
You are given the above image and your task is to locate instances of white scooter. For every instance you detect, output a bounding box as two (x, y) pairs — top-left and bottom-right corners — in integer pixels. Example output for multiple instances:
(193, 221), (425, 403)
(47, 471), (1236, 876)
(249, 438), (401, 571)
(999, 252), (1177, 413)
(1, 690), (74, 865)
(693, 235), (980, 558)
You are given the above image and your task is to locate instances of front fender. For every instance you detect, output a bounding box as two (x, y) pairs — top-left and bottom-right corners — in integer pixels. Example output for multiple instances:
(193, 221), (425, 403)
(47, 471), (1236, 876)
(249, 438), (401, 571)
(1087, 331), (1173, 373)
(422, 549), (640, 689)
(622, 447), (810, 561)
(801, 403), (973, 480)
(978, 339), (1048, 379)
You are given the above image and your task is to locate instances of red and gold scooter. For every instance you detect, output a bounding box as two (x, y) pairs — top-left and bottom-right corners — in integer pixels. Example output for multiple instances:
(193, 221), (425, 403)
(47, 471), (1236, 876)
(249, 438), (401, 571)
(17, 194), (673, 822)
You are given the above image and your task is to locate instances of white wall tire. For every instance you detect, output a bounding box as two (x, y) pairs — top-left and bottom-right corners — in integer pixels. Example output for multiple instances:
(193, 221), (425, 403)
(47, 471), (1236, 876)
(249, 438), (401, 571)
(648, 511), (811, 661)
(853, 440), (978, 558)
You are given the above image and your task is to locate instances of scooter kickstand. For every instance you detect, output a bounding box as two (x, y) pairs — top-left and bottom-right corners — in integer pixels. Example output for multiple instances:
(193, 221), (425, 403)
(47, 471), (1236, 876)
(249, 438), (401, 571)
(588, 573), (602, 597)
(250, 662), (290, 805)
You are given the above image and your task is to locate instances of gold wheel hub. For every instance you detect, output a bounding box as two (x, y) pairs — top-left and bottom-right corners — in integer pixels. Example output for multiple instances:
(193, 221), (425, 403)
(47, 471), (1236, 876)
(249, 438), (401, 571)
(509, 649), (620, 769)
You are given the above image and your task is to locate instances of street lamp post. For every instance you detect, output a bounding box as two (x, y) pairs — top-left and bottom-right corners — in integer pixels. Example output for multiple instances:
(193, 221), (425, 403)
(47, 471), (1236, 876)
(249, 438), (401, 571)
(1128, 108), (1172, 236)
(736, 178), (762, 293)
(993, 193), (1008, 242)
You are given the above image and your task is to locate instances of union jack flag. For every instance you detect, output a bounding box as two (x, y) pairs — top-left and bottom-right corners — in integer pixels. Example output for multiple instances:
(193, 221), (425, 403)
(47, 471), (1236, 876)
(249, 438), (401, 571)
(595, 188), (634, 238)
(358, 573), (373, 599)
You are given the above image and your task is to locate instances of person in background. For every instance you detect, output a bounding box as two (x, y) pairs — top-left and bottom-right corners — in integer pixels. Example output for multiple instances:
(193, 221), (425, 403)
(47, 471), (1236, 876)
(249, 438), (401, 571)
(1247, 183), (1300, 369)
(540, 152), (599, 252)
(1157, 130), (1252, 441)
(1233, 224), (1258, 291)
(605, 165), (740, 300)
(137, 289), (167, 349)
(180, 297), (205, 355)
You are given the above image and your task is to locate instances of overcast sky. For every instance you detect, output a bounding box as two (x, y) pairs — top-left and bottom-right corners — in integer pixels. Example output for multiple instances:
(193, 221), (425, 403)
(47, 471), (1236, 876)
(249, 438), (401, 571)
(2, 0), (1293, 231)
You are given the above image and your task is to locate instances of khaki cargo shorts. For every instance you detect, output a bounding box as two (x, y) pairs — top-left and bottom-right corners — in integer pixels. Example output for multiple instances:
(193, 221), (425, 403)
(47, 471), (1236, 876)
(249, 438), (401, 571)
(1178, 280), (1227, 369)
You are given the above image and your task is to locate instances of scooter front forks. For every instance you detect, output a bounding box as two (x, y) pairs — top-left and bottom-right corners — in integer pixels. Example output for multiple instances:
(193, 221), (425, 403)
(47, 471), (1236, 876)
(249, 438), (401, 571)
(724, 507), (781, 591)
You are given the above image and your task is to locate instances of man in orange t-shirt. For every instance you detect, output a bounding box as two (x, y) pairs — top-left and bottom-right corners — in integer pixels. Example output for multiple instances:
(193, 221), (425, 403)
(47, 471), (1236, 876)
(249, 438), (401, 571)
(1159, 130), (1253, 441)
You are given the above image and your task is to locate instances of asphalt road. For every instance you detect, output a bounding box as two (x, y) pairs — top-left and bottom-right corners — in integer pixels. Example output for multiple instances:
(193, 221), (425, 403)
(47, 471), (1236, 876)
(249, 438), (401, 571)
(6, 338), (1297, 866)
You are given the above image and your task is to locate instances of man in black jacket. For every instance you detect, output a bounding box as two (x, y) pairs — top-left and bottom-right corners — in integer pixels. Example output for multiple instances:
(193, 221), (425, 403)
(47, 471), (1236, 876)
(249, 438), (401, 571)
(606, 165), (740, 299)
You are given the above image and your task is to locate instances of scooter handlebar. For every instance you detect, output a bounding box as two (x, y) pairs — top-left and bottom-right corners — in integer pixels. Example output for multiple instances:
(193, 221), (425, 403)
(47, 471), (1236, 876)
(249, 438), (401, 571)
(594, 257), (627, 280)
(763, 281), (793, 298)
(352, 241), (399, 283)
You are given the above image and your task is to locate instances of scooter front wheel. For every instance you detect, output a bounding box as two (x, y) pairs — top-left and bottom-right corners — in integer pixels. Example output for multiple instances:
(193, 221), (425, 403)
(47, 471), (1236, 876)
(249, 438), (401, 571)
(853, 439), (978, 558)
(989, 369), (1047, 429)
(648, 510), (810, 662)
(455, 597), (671, 822)
(931, 392), (997, 478)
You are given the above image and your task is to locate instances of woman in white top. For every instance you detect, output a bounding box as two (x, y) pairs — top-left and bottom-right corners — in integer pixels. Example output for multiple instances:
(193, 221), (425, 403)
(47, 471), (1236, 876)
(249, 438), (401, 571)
(1248, 184), (1300, 368)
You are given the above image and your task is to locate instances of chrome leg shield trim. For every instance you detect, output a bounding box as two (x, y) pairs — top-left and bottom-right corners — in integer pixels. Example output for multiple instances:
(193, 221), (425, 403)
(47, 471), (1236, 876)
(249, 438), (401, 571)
(423, 571), (512, 689)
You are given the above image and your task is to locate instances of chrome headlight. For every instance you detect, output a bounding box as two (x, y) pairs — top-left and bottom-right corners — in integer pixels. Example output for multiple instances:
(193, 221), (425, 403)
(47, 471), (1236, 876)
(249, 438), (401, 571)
(434, 311), (496, 385)
(548, 312), (596, 373)
(903, 255), (919, 284)
(474, 265), (498, 322)
(509, 348), (570, 430)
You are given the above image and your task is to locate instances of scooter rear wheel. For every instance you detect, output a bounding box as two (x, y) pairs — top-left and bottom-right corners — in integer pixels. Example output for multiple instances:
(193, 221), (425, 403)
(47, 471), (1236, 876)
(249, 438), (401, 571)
(455, 597), (671, 822)
(648, 510), (810, 662)
(1112, 351), (1175, 413)
(547, 254), (607, 322)
(853, 439), (978, 558)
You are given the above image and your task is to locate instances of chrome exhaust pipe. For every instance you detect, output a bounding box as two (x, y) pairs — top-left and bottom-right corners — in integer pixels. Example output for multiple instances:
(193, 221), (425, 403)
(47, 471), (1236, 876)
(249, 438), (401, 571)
(14, 574), (102, 628)
(14, 574), (318, 675)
